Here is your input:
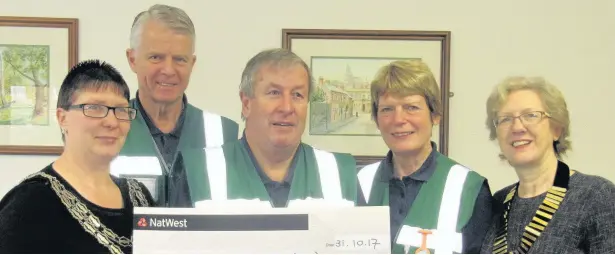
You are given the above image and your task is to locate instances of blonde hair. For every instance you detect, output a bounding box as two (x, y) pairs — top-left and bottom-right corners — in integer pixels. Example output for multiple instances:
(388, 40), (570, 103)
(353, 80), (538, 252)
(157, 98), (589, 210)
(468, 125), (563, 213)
(485, 76), (571, 159)
(370, 59), (442, 121)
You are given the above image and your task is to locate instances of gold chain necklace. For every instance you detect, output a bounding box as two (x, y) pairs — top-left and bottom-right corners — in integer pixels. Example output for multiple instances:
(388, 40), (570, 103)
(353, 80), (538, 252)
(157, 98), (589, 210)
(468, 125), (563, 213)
(492, 162), (572, 254)
(22, 172), (150, 254)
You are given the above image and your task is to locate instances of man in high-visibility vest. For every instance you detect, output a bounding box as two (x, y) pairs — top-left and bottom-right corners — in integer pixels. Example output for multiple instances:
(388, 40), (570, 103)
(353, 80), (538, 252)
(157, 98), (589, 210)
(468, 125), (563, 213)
(109, 4), (239, 207)
(182, 48), (358, 207)
(357, 59), (495, 254)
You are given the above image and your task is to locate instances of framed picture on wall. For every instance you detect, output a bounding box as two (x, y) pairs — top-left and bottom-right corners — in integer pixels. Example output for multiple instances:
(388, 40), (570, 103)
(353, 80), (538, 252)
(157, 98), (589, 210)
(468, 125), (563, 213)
(282, 29), (452, 167)
(0, 16), (78, 155)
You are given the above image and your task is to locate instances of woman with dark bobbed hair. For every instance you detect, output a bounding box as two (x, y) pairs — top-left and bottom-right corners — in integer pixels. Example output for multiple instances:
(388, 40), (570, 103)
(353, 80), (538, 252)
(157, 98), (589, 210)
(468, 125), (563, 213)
(0, 60), (154, 253)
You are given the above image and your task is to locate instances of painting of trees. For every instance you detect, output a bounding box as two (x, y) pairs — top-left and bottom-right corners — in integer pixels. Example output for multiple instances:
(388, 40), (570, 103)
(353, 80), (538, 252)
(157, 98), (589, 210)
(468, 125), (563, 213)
(0, 45), (50, 125)
(310, 86), (326, 102)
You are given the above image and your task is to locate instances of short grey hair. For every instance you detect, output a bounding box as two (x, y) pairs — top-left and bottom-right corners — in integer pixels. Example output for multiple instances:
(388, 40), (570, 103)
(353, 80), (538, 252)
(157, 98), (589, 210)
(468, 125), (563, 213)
(130, 4), (196, 52)
(239, 48), (314, 120)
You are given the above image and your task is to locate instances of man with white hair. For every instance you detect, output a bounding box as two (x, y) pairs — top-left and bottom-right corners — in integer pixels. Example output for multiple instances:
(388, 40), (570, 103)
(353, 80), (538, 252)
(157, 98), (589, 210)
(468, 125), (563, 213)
(112, 4), (239, 208)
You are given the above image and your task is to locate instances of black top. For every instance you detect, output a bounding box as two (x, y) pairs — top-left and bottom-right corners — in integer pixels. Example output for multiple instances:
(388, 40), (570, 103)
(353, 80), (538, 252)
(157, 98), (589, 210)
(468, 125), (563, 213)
(358, 142), (495, 254)
(0, 164), (155, 254)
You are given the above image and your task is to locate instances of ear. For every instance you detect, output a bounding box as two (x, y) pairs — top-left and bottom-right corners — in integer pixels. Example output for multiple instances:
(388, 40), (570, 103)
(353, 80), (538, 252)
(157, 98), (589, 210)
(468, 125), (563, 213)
(431, 114), (441, 126)
(191, 55), (197, 66)
(552, 125), (563, 141)
(126, 48), (137, 73)
(56, 107), (68, 132)
(240, 91), (251, 119)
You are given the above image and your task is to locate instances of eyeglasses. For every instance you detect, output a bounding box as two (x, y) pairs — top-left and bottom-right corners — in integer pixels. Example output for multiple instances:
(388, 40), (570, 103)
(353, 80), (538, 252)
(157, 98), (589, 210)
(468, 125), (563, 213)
(493, 111), (550, 129)
(68, 104), (137, 121)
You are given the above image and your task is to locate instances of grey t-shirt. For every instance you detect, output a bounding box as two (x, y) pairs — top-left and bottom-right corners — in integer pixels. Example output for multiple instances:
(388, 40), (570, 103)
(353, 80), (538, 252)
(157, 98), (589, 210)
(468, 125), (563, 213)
(481, 171), (615, 253)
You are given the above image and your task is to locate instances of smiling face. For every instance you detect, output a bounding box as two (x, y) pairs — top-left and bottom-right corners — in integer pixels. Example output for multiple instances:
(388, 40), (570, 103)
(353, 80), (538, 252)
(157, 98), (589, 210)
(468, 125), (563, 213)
(241, 63), (309, 150)
(57, 87), (132, 160)
(375, 93), (439, 156)
(495, 89), (562, 168)
(126, 19), (196, 105)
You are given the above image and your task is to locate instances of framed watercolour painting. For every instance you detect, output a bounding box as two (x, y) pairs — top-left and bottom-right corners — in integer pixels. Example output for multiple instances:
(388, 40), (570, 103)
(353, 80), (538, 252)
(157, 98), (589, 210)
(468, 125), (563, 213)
(0, 16), (78, 155)
(282, 29), (452, 165)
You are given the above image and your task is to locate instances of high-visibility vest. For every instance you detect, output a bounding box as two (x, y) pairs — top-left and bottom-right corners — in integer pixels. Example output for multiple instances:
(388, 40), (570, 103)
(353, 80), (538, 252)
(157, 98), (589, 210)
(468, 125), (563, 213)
(357, 153), (485, 254)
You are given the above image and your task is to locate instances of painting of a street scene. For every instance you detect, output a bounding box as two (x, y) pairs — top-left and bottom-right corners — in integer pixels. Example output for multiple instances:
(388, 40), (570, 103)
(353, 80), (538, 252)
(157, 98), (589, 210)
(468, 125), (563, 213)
(0, 45), (50, 126)
(309, 57), (413, 136)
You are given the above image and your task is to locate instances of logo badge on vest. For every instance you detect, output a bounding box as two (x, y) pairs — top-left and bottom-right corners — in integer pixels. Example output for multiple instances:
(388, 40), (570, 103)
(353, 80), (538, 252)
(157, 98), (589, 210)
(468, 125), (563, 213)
(415, 229), (432, 254)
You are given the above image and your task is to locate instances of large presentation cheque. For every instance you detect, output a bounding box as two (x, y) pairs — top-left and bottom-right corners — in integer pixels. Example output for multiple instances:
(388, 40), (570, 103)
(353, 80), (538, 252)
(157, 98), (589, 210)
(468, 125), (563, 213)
(132, 204), (390, 254)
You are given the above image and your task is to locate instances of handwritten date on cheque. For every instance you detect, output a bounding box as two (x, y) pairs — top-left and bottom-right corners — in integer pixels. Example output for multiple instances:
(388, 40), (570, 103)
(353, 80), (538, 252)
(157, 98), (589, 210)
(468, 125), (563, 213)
(326, 238), (382, 250)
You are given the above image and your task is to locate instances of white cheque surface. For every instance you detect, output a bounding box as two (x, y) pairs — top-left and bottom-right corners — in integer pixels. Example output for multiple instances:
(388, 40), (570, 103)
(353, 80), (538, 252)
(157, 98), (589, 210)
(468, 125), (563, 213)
(132, 204), (390, 254)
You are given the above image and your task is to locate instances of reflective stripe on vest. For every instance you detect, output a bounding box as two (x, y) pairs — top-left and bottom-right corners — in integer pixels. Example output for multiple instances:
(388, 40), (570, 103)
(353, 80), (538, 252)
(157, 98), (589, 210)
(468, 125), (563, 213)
(313, 148), (343, 201)
(109, 156), (163, 177)
(357, 163), (470, 254)
(109, 112), (225, 177)
(357, 161), (381, 203)
(203, 111), (224, 148)
(435, 164), (469, 254)
(204, 147), (342, 201)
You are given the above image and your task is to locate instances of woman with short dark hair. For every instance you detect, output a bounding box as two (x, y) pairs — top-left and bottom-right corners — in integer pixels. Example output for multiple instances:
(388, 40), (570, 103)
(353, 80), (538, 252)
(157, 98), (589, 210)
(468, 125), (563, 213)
(0, 59), (154, 254)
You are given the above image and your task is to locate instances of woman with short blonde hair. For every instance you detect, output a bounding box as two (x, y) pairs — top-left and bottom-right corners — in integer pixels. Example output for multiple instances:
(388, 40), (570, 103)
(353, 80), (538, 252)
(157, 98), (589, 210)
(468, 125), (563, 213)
(481, 76), (615, 254)
(358, 59), (495, 254)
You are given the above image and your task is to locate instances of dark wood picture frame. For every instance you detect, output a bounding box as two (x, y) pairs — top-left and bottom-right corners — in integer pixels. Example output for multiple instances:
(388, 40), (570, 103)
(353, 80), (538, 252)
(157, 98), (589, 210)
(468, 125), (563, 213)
(0, 16), (79, 155)
(282, 29), (452, 168)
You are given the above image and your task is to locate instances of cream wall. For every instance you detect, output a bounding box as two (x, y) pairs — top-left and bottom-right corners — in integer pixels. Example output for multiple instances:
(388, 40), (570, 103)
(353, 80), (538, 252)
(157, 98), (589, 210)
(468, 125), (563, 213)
(1, 0), (614, 197)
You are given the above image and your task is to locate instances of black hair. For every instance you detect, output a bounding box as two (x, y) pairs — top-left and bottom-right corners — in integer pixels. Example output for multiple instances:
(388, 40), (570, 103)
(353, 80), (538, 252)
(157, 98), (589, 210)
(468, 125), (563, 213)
(57, 59), (130, 109)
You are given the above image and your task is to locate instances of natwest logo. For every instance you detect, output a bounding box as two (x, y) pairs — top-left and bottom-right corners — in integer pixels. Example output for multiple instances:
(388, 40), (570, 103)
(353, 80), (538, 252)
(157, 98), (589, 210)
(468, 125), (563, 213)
(149, 217), (188, 228)
(137, 217), (148, 227)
